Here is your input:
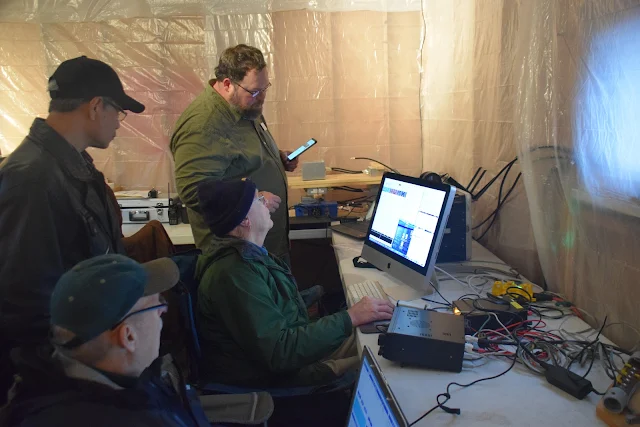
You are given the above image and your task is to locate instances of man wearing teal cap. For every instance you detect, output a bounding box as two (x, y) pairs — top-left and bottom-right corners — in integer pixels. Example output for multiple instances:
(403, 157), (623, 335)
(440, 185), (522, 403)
(0, 254), (213, 426)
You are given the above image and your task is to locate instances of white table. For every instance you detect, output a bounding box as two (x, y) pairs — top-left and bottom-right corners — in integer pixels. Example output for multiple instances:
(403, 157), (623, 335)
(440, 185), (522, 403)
(332, 232), (611, 426)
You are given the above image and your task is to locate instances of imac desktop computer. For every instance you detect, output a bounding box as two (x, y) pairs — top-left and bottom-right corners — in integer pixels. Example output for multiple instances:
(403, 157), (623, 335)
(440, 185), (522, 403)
(360, 172), (456, 297)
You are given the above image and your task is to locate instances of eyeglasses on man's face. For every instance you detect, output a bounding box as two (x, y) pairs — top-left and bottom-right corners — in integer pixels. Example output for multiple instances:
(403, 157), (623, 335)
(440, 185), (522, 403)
(234, 81), (272, 98)
(102, 97), (127, 122)
(110, 302), (168, 331)
(256, 194), (267, 206)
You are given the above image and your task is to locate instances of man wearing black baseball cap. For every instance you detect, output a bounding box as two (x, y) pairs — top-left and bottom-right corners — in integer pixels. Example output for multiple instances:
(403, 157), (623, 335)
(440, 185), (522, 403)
(0, 56), (145, 400)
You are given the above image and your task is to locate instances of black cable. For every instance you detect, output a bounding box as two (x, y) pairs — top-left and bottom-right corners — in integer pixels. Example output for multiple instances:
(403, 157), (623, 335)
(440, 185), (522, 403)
(474, 172), (522, 241)
(427, 281), (451, 305)
(409, 356), (518, 425)
(472, 157), (517, 201)
(466, 167), (482, 192)
(408, 401), (444, 426)
(568, 316), (607, 367)
(457, 293), (480, 302)
(331, 167), (363, 174)
(473, 161), (514, 231)
(580, 347), (599, 379)
(527, 304), (566, 319)
(469, 170), (486, 194)
(421, 298), (451, 307)
(352, 157), (400, 174)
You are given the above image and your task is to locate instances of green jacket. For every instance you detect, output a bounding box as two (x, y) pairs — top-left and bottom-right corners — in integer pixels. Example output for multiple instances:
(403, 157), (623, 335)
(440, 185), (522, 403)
(170, 81), (289, 258)
(195, 236), (353, 387)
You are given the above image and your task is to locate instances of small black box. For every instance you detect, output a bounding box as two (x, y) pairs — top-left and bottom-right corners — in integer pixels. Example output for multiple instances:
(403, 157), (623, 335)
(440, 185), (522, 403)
(378, 307), (465, 372)
(452, 299), (528, 335)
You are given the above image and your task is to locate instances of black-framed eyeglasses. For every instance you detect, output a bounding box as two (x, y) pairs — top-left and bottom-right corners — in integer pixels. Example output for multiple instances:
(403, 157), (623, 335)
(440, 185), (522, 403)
(110, 303), (168, 330)
(233, 81), (272, 98)
(102, 97), (127, 122)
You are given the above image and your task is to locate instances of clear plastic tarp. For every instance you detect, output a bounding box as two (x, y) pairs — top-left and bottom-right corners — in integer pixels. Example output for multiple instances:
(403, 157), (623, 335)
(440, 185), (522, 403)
(1, 0), (638, 347)
(514, 0), (640, 349)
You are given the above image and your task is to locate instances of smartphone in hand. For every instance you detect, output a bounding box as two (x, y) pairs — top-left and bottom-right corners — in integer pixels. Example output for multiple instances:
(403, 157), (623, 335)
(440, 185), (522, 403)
(287, 138), (317, 161)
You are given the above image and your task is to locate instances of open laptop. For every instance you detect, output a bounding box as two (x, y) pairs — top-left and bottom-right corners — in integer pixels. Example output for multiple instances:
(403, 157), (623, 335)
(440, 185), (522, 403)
(331, 201), (376, 240)
(346, 346), (408, 427)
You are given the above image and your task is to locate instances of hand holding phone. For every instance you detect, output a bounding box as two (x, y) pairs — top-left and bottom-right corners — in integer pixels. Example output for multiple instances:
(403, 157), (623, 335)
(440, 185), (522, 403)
(287, 138), (317, 161)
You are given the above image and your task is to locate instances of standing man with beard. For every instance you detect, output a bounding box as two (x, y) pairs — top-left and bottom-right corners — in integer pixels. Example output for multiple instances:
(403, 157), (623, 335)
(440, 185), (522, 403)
(171, 44), (298, 264)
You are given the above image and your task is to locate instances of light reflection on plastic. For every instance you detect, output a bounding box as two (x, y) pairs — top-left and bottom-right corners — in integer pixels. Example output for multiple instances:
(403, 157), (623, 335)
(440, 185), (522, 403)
(574, 15), (640, 200)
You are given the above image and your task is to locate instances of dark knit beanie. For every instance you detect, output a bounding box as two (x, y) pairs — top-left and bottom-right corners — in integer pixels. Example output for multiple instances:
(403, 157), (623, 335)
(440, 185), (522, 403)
(197, 179), (257, 236)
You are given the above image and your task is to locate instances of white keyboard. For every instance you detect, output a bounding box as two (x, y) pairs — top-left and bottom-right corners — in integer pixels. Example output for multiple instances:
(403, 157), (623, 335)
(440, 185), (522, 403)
(347, 280), (389, 305)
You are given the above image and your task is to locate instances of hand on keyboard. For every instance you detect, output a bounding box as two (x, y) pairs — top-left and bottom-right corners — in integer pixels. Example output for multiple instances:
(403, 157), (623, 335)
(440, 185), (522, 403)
(347, 296), (395, 327)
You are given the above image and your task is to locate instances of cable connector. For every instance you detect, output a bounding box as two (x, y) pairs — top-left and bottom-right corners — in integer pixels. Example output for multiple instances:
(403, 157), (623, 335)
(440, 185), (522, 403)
(465, 335), (479, 343)
(438, 394), (461, 415)
(532, 292), (554, 302)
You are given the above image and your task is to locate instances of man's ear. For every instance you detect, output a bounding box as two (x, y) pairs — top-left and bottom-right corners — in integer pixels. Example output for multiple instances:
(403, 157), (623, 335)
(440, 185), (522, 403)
(240, 217), (251, 229)
(87, 97), (101, 121)
(221, 78), (234, 92)
(115, 323), (137, 353)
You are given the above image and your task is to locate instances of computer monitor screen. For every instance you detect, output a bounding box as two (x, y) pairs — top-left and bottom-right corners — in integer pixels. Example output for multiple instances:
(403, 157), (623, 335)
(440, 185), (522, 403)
(347, 347), (406, 427)
(361, 172), (456, 292)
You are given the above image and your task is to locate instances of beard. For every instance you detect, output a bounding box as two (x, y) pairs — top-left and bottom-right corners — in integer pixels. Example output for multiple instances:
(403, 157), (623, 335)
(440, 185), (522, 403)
(230, 94), (263, 120)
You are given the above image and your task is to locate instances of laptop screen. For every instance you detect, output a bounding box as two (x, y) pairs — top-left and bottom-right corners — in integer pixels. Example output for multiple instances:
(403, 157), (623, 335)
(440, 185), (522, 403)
(368, 176), (447, 268)
(348, 355), (402, 427)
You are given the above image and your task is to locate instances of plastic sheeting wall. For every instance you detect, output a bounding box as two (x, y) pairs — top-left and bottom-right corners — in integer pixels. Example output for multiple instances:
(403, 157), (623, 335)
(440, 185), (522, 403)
(419, 0), (541, 288)
(2, 0), (639, 348)
(516, 0), (640, 350)
(0, 0), (424, 193)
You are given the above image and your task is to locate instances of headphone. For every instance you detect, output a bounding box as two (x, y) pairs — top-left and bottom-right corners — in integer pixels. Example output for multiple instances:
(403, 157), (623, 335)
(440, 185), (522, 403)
(419, 171), (443, 183)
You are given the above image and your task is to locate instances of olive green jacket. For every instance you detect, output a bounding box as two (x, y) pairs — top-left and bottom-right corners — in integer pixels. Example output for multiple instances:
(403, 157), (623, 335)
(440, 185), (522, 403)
(195, 236), (353, 387)
(170, 82), (289, 257)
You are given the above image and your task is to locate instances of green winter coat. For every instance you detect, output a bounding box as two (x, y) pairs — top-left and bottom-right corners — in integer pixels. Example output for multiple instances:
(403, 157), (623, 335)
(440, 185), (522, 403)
(170, 81), (289, 258)
(195, 236), (353, 387)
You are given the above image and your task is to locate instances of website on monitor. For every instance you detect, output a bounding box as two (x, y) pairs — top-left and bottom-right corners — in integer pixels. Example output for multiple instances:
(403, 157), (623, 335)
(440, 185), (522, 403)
(368, 178), (446, 267)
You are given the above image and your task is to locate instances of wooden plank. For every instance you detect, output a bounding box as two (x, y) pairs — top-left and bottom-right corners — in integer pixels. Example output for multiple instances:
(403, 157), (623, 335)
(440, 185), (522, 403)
(287, 173), (382, 190)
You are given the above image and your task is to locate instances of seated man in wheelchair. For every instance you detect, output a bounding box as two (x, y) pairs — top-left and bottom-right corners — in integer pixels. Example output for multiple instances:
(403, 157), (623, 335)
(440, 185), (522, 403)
(195, 179), (394, 389)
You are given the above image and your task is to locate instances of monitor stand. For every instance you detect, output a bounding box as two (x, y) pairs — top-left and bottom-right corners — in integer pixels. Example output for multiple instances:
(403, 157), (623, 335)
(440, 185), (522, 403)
(380, 270), (440, 302)
(430, 270), (440, 291)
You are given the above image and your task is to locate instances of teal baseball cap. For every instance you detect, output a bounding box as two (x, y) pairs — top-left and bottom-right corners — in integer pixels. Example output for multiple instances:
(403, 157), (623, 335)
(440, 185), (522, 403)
(50, 254), (179, 349)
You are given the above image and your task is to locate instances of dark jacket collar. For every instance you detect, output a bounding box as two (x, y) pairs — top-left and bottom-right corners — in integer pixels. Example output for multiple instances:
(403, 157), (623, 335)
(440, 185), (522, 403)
(27, 118), (95, 182)
(196, 235), (291, 279)
(207, 235), (269, 260)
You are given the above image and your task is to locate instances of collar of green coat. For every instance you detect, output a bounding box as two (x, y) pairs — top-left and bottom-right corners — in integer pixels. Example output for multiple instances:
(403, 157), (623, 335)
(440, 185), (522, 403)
(207, 79), (244, 124)
(198, 235), (291, 275)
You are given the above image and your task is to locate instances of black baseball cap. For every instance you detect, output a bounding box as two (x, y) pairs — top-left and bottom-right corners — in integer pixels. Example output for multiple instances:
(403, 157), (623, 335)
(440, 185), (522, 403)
(50, 254), (178, 349)
(48, 56), (145, 113)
